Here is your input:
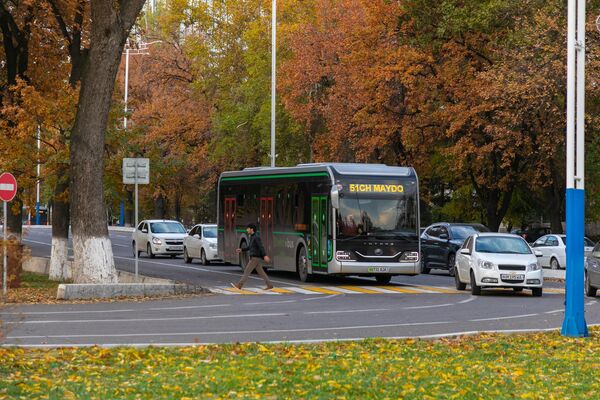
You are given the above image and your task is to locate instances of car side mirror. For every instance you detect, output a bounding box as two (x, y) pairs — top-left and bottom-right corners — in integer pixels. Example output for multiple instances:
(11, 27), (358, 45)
(459, 248), (471, 255)
(142, 229), (148, 233)
(193, 234), (200, 239)
(439, 233), (449, 240)
(534, 250), (543, 258)
(330, 185), (340, 209)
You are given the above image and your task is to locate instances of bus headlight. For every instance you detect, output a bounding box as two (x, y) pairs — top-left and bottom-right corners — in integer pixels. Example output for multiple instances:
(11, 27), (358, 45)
(400, 251), (419, 262)
(336, 251), (356, 261)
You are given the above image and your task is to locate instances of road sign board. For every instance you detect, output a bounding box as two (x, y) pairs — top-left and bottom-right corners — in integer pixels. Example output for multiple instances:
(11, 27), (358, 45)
(123, 158), (150, 184)
(0, 172), (17, 202)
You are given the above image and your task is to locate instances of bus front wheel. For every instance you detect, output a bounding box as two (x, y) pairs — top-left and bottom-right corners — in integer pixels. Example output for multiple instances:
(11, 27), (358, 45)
(297, 246), (313, 282)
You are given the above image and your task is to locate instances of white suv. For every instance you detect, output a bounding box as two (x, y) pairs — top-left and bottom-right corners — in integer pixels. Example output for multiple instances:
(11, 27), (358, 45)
(183, 224), (221, 265)
(132, 220), (187, 258)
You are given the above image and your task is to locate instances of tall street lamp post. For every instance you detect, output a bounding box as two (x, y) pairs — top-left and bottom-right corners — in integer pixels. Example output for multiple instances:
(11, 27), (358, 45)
(562, 0), (588, 337)
(270, 0), (277, 167)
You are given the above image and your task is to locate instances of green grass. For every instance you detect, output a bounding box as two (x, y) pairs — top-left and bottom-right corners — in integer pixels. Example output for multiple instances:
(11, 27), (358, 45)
(19, 272), (61, 289)
(1, 330), (599, 399)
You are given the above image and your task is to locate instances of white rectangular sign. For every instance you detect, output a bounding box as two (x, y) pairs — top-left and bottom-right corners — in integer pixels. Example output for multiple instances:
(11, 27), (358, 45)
(123, 158), (150, 184)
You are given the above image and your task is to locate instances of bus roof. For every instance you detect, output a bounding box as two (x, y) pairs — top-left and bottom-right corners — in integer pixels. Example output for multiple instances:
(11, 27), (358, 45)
(219, 163), (416, 180)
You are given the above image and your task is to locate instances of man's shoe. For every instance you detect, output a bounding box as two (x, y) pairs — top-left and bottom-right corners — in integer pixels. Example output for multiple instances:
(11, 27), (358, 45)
(262, 286), (274, 290)
(230, 283), (242, 290)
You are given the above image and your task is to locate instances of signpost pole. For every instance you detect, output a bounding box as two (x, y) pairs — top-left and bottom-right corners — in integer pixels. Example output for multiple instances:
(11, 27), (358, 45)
(3, 200), (7, 301)
(135, 161), (139, 279)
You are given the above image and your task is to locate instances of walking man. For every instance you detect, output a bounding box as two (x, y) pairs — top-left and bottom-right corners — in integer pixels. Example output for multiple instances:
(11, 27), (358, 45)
(232, 223), (274, 290)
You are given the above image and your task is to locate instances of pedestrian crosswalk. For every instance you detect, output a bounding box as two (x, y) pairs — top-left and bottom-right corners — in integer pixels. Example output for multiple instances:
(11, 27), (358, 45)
(209, 285), (567, 296)
(209, 285), (463, 296)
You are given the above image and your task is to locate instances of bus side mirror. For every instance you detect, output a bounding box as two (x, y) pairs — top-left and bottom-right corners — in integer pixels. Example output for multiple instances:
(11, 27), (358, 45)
(331, 186), (340, 209)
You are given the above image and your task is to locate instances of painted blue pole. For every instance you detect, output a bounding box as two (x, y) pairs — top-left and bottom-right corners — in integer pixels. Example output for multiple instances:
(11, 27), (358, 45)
(561, 189), (588, 337)
(35, 202), (40, 225)
(119, 201), (125, 227)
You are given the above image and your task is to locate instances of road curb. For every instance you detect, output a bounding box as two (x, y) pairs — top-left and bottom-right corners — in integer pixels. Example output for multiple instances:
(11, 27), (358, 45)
(56, 283), (210, 300)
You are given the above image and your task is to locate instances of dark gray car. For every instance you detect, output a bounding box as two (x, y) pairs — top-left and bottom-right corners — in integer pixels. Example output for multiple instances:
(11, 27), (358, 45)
(420, 222), (489, 276)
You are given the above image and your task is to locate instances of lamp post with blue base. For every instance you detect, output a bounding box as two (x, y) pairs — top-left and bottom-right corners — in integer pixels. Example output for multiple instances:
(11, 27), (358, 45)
(561, 0), (588, 338)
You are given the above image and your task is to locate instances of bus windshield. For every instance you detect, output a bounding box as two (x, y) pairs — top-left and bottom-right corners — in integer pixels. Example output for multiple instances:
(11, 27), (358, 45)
(337, 195), (417, 239)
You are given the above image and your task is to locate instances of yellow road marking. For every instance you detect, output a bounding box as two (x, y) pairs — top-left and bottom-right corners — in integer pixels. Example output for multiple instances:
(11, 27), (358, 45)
(376, 286), (425, 294)
(337, 286), (382, 294)
(303, 286), (346, 295)
(411, 285), (461, 294)
(223, 288), (259, 295)
(270, 287), (295, 294)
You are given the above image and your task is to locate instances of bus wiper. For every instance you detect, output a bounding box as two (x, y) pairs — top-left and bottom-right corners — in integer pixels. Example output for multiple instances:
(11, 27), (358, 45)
(339, 233), (367, 241)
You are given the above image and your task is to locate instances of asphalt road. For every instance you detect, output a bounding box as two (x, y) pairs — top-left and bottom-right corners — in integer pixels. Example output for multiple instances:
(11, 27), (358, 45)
(1, 226), (595, 347)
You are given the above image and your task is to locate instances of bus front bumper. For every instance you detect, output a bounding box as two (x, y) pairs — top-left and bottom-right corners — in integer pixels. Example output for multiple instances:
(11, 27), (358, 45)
(329, 260), (420, 275)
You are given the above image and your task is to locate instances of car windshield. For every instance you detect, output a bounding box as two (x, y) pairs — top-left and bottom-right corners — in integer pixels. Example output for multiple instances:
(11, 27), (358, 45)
(203, 227), (217, 238)
(150, 222), (186, 234)
(450, 226), (480, 241)
(475, 236), (532, 254)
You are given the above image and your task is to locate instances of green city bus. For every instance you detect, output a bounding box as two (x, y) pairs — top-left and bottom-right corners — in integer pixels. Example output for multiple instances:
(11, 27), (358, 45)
(217, 163), (420, 283)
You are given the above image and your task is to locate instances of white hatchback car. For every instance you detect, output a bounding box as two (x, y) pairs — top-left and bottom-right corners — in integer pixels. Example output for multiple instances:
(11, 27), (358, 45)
(531, 234), (595, 269)
(183, 224), (221, 265)
(132, 220), (187, 258)
(455, 233), (543, 296)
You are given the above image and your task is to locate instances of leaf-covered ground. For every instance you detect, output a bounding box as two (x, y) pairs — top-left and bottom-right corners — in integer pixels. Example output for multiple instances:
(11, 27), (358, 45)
(1, 330), (599, 399)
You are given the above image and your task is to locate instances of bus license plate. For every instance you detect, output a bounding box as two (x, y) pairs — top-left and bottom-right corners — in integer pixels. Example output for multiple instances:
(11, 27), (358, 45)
(369, 267), (389, 273)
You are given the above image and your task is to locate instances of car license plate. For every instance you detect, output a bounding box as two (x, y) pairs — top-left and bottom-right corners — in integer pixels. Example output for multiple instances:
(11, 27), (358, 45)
(169, 246), (183, 251)
(368, 267), (389, 273)
(501, 273), (524, 280)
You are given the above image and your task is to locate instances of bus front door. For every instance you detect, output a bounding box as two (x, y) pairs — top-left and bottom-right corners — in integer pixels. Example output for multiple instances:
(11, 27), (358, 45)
(224, 197), (236, 262)
(310, 196), (328, 272)
(260, 197), (274, 259)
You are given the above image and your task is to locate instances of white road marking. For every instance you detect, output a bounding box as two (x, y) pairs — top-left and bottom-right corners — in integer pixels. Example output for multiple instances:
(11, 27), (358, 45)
(403, 303), (455, 310)
(469, 313), (538, 322)
(304, 308), (390, 315)
(303, 294), (340, 301)
(4, 313), (287, 325)
(5, 320), (455, 339)
(458, 297), (477, 304)
(244, 300), (298, 306)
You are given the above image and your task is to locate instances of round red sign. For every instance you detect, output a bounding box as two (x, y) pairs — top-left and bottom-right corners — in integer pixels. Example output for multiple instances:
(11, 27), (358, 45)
(0, 172), (17, 202)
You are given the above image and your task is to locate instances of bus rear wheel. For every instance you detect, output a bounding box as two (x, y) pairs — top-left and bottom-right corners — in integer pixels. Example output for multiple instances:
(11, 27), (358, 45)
(297, 246), (313, 282)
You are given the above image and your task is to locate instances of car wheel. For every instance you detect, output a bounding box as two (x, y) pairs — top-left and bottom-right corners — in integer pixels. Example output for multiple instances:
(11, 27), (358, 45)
(550, 257), (560, 270)
(531, 287), (543, 297)
(585, 272), (597, 297)
(297, 246), (313, 282)
(184, 247), (192, 264)
(375, 275), (392, 284)
(513, 287), (523, 293)
(421, 260), (431, 274)
(147, 243), (155, 259)
(447, 253), (456, 277)
(470, 270), (481, 295)
(454, 270), (466, 290)
(201, 249), (210, 266)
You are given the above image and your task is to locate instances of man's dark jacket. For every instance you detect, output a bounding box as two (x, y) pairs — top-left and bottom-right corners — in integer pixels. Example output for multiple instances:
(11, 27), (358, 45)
(242, 233), (266, 258)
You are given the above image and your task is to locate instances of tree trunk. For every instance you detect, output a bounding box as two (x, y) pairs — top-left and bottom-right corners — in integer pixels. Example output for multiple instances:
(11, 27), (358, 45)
(49, 167), (70, 281)
(69, 1), (145, 283)
(6, 193), (23, 242)
(154, 193), (166, 219)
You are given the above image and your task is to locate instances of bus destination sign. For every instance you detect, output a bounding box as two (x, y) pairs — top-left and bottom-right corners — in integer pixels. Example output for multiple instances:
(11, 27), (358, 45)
(348, 183), (404, 193)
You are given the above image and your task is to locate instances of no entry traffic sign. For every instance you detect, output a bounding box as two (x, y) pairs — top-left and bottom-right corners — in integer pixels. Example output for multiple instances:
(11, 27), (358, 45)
(0, 172), (17, 202)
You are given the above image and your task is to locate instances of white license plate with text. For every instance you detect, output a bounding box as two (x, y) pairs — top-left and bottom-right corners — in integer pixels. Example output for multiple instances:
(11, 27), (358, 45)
(368, 267), (389, 273)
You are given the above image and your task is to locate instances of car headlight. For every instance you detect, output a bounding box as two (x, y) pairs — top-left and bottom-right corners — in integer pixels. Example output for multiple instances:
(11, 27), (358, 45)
(478, 260), (495, 270)
(400, 251), (419, 262)
(209, 243), (217, 249)
(336, 250), (356, 261)
(152, 237), (162, 245)
(528, 262), (541, 271)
